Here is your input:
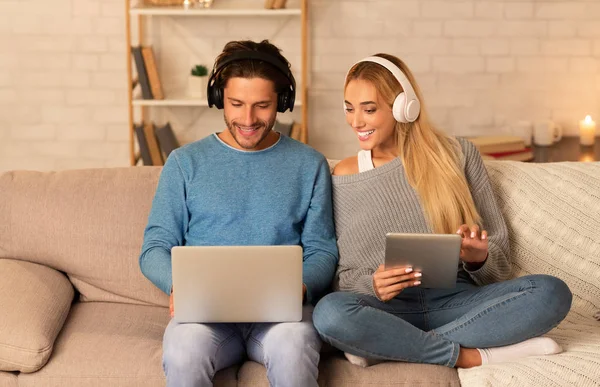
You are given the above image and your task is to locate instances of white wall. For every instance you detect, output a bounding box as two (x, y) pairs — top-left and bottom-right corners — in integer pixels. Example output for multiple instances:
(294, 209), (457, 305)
(310, 0), (600, 159)
(1, 0), (599, 171)
(0, 0), (129, 171)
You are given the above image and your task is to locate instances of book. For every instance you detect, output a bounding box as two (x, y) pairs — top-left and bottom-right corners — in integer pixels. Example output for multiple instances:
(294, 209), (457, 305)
(134, 123), (153, 166)
(131, 46), (153, 100)
(141, 46), (164, 100)
(144, 123), (164, 166)
(155, 122), (180, 159)
(467, 135), (525, 154)
(485, 147), (534, 162)
(273, 0), (287, 8)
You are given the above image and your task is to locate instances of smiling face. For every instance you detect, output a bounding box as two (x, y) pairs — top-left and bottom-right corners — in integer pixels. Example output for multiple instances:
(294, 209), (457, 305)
(344, 79), (398, 154)
(220, 77), (279, 151)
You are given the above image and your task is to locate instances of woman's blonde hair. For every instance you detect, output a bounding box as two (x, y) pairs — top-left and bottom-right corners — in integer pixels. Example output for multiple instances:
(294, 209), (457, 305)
(345, 54), (481, 233)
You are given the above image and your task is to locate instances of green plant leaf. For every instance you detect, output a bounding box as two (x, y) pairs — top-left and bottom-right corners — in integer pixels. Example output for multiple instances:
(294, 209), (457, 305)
(191, 64), (208, 77)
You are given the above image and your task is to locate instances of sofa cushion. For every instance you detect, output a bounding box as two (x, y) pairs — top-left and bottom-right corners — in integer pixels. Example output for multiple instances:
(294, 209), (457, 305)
(16, 302), (237, 387)
(0, 372), (17, 387)
(237, 354), (460, 387)
(0, 259), (73, 373)
(0, 168), (168, 307)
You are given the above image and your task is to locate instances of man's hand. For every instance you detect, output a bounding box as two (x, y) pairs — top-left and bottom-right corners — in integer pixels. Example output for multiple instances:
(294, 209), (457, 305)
(373, 264), (421, 302)
(456, 224), (488, 265)
(169, 288), (174, 318)
(302, 284), (307, 303)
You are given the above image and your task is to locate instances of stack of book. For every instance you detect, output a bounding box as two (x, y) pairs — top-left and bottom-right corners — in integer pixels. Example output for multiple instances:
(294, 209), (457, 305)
(264, 0), (288, 9)
(135, 122), (180, 166)
(131, 46), (163, 100)
(467, 136), (533, 161)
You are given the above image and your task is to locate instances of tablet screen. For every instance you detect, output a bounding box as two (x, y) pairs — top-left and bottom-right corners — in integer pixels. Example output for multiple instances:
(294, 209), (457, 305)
(384, 233), (461, 289)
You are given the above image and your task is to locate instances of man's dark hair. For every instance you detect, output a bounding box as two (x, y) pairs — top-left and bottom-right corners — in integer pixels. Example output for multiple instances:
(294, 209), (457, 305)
(213, 40), (292, 93)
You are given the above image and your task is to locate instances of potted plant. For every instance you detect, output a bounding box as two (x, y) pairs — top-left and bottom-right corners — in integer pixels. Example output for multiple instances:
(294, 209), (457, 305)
(189, 64), (209, 99)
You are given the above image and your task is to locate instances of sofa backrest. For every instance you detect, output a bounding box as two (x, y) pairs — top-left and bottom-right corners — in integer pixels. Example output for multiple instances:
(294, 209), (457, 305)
(1, 161), (598, 313)
(0, 167), (168, 307)
(485, 161), (600, 317)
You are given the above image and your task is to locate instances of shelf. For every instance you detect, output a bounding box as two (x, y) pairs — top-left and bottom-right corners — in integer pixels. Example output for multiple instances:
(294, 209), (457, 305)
(130, 5), (301, 16)
(133, 96), (209, 106)
(132, 95), (303, 107)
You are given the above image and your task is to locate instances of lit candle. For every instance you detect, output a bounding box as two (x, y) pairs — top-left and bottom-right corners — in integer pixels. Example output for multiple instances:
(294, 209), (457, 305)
(579, 115), (596, 146)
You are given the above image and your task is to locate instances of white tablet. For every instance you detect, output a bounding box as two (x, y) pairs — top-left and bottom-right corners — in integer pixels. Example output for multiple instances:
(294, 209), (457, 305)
(384, 233), (462, 289)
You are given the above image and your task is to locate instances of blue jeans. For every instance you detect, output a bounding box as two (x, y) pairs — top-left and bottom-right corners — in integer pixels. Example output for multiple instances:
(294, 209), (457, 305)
(162, 306), (320, 387)
(313, 273), (572, 367)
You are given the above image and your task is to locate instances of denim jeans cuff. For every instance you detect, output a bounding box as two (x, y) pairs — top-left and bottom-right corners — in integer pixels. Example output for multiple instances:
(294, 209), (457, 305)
(447, 342), (460, 367)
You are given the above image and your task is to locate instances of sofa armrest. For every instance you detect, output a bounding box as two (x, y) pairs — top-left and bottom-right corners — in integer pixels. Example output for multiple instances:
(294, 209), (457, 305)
(0, 259), (74, 373)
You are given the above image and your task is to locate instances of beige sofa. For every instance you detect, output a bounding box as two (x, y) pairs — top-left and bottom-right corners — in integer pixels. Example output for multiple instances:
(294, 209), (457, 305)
(0, 160), (598, 387)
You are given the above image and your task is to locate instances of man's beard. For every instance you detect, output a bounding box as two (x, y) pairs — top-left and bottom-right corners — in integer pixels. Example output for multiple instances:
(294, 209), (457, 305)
(224, 116), (276, 150)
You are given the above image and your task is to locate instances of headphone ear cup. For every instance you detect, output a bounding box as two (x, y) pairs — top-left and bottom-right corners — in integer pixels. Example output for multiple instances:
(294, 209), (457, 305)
(277, 92), (287, 113)
(207, 81), (214, 107)
(392, 92), (408, 123)
(277, 90), (295, 113)
(405, 99), (421, 122)
(287, 90), (295, 112)
(213, 87), (224, 109)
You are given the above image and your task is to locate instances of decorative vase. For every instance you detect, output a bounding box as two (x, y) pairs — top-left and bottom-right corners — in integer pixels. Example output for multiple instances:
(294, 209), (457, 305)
(188, 75), (208, 99)
(199, 0), (214, 7)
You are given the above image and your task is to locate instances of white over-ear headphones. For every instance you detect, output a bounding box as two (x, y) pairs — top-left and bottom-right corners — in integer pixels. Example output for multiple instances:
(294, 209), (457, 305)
(344, 56), (421, 123)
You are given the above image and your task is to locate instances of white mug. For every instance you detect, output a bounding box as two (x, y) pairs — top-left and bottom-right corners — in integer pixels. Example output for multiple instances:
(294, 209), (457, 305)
(534, 120), (562, 146)
(512, 121), (533, 147)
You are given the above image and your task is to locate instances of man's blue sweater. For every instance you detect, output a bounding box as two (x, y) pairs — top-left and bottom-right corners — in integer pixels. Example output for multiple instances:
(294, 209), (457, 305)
(139, 133), (338, 304)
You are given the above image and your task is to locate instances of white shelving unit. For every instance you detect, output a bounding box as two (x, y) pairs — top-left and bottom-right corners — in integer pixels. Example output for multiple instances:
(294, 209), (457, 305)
(125, 0), (309, 166)
(130, 4), (301, 16)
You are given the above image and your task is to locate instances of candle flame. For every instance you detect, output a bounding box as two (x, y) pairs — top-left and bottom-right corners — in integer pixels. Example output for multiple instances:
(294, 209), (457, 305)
(585, 115), (593, 123)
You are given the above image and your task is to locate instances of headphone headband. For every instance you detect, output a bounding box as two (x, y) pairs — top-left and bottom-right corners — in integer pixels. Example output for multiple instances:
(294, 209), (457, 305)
(356, 56), (417, 105)
(207, 51), (296, 112)
(346, 55), (421, 123)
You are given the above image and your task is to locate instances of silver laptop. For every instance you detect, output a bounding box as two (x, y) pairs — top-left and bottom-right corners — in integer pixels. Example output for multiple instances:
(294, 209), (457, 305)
(171, 245), (303, 323)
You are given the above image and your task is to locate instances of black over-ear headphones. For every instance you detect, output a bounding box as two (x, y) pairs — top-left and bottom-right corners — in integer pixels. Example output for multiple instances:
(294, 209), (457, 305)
(207, 51), (296, 113)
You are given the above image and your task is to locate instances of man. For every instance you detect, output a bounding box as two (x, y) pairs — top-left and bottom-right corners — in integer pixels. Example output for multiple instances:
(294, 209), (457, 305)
(139, 40), (338, 387)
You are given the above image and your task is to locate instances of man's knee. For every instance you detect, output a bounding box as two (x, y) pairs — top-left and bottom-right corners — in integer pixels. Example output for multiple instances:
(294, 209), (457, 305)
(263, 321), (321, 361)
(163, 323), (216, 371)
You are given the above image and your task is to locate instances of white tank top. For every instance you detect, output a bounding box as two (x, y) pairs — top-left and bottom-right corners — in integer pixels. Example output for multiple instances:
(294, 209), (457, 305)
(357, 150), (375, 173)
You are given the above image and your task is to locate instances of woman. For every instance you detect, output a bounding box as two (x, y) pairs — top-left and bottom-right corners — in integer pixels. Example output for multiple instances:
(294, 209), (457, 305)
(312, 54), (572, 368)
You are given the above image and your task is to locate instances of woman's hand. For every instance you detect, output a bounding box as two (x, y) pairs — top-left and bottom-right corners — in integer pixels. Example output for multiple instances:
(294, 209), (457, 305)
(373, 264), (421, 302)
(456, 224), (488, 265)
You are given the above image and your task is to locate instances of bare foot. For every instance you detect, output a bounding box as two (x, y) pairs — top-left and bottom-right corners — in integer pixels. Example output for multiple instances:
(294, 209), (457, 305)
(455, 347), (482, 368)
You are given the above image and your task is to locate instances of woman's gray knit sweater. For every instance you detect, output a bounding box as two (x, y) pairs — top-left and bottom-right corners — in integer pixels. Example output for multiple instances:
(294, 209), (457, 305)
(331, 137), (511, 297)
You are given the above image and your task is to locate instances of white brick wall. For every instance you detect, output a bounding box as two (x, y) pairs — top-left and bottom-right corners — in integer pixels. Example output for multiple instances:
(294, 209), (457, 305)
(1, 0), (599, 170)
(0, 0), (127, 171)
(310, 0), (600, 159)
